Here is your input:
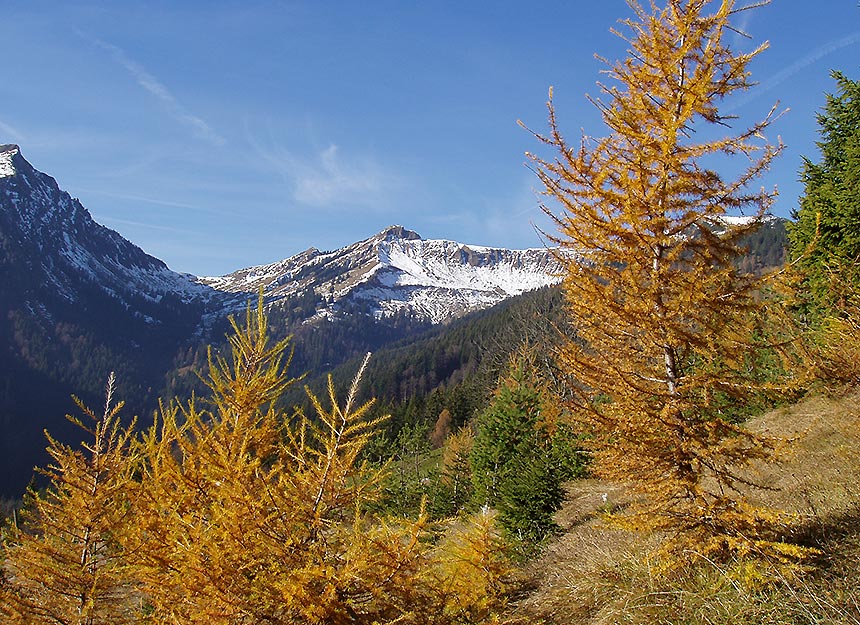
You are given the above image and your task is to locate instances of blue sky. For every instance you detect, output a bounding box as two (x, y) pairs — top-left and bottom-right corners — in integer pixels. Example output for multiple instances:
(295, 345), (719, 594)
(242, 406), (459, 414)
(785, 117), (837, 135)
(1, 1), (858, 276)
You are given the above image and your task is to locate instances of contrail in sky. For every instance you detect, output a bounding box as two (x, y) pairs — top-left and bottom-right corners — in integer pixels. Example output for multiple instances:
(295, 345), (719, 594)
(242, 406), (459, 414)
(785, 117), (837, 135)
(85, 34), (226, 147)
(73, 187), (202, 210)
(727, 31), (860, 111)
(759, 32), (860, 92)
(101, 216), (198, 236)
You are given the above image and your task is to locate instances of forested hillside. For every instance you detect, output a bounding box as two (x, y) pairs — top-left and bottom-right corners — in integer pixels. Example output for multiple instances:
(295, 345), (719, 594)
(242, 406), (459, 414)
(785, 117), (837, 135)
(0, 145), (211, 497)
(3, 0), (858, 623)
(284, 217), (789, 440)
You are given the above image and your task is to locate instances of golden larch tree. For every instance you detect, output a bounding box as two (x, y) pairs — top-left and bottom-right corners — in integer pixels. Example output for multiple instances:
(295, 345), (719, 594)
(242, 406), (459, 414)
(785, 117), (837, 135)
(0, 374), (142, 624)
(439, 425), (475, 514)
(128, 302), (437, 624)
(2, 299), (517, 624)
(523, 0), (798, 560)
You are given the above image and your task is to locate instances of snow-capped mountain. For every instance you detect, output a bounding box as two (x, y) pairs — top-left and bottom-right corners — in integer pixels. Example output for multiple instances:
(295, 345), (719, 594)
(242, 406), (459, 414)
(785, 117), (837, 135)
(0, 145), (789, 499)
(1, 145), (220, 500)
(200, 225), (561, 324)
(0, 144), (212, 316)
(0, 145), (563, 498)
(1, 144), (560, 328)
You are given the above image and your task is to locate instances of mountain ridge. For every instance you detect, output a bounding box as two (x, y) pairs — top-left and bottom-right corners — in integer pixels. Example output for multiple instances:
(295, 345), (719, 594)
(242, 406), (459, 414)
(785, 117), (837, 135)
(1, 144), (213, 315)
(200, 224), (561, 323)
(2, 145), (561, 330)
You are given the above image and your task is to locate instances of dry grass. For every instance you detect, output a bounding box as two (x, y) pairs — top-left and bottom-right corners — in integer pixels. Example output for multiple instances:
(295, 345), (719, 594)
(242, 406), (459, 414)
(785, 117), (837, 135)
(506, 390), (860, 625)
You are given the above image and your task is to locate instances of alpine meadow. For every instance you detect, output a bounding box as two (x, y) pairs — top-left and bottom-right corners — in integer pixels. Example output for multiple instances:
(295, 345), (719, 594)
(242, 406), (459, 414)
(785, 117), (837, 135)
(2, 1), (860, 624)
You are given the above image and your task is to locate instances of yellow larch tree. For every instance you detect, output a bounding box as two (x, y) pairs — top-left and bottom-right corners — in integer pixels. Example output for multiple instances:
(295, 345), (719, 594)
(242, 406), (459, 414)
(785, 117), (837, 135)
(429, 509), (512, 624)
(523, 0), (800, 561)
(1, 298), (517, 623)
(0, 374), (142, 624)
(128, 302), (437, 624)
(126, 302), (299, 624)
(439, 425), (475, 514)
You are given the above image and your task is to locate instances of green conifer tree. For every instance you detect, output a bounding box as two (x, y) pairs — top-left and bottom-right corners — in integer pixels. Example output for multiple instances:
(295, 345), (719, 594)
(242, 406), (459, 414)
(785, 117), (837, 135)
(471, 350), (566, 546)
(788, 71), (860, 318)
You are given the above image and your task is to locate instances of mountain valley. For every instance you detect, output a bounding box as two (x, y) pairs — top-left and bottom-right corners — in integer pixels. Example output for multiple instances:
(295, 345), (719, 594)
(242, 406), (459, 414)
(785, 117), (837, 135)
(0, 144), (789, 498)
(0, 145), (564, 497)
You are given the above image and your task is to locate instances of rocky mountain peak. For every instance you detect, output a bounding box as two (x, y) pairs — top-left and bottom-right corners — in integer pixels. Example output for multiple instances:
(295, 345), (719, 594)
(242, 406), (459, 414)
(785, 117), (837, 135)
(2, 146), (560, 327)
(0, 146), (212, 309)
(201, 225), (561, 323)
(0, 144), (22, 178)
(379, 225), (422, 242)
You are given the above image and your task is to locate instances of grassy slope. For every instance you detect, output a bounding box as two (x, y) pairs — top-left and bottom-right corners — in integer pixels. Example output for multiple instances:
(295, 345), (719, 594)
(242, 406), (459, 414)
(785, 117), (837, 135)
(509, 389), (860, 625)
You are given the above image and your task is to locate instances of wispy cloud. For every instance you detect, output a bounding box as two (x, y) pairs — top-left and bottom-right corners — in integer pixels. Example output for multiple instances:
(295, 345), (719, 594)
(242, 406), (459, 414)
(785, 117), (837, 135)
(728, 31), (860, 111)
(422, 175), (550, 249)
(100, 216), (197, 235)
(0, 119), (25, 142)
(73, 187), (202, 210)
(292, 144), (385, 206)
(250, 136), (398, 209)
(84, 34), (226, 147)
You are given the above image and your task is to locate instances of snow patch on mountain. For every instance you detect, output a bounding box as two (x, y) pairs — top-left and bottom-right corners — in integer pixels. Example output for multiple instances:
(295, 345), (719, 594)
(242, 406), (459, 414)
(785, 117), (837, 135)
(379, 237), (557, 293)
(3, 145), (560, 328)
(0, 144), (18, 177)
(200, 225), (562, 323)
(0, 145), (216, 319)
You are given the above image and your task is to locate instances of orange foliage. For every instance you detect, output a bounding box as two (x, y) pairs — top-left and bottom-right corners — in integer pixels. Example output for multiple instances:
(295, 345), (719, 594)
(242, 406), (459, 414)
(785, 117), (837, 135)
(1, 299), (516, 623)
(524, 0), (801, 562)
(1, 374), (142, 624)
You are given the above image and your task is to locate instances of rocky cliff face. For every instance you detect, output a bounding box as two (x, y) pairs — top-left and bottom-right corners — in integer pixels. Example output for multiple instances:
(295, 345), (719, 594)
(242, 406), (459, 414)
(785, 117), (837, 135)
(2, 144), (561, 328)
(0, 144), (213, 318)
(0, 145), (217, 498)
